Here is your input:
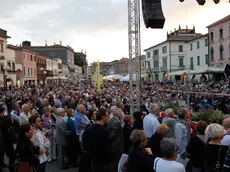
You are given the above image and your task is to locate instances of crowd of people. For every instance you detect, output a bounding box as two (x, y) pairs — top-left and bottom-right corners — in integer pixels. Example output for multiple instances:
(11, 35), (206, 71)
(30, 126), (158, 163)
(0, 81), (230, 172)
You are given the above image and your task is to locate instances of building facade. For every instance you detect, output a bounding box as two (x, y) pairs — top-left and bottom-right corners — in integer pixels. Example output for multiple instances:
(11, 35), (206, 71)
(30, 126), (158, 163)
(207, 14), (230, 68)
(74, 52), (88, 78)
(144, 25), (201, 81)
(119, 58), (129, 76)
(186, 34), (209, 71)
(5, 46), (17, 86)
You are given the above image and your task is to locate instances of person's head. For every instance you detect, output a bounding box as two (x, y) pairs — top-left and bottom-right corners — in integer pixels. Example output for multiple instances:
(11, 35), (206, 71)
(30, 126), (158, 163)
(223, 118), (230, 131)
(88, 109), (97, 121)
(0, 105), (5, 117)
(116, 101), (124, 110)
(196, 121), (208, 135)
(12, 102), (20, 112)
(43, 107), (50, 117)
(149, 104), (160, 116)
(77, 104), (87, 114)
(156, 124), (170, 137)
(177, 108), (191, 123)
(205, 123), (224, 141)
(109, 106), (118, 115)
(18, 124), (34, 140)
(22, 104), (30, 114)
(130, 129), (147, 148)
(67, 108), (75, 118)
(133, 111), (144, 121)
(96, 108), (109, 125)
(123, 115), (134, 126)
(160, 138), (178, 160)
(29, 115), (42, 130)
(165, 108), (175, 119)
(114, 108), (123, 121)
(57, 108), (66, 117)
(51, 107), (57, 115)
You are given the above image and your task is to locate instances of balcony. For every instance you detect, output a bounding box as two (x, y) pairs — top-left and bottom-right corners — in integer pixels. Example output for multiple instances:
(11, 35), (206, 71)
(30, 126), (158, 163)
(152, 55), (159, 59)
(7, 70), (16, 74)
(179, 65), (185, 70)
(160, 66), (167, 72)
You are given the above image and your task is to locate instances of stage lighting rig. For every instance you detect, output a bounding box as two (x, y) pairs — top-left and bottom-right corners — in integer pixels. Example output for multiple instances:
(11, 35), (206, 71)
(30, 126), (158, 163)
(179, 0), (222, 5)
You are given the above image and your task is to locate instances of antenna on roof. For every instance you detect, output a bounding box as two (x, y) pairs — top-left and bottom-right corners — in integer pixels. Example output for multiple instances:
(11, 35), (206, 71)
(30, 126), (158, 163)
(185, 5), (187, 26)
(45, 40), (47, 46)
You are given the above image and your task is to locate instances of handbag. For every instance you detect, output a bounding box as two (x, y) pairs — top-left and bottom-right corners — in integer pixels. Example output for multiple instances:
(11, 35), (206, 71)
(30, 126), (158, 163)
(14, 162), (37, 172)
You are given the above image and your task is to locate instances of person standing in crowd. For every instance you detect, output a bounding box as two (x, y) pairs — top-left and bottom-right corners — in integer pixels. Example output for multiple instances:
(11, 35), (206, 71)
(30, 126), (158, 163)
(55, 108), (71, 169)
(82, 108), (112, 172)
(19, 104), (31, 125)
(66, 108), (78, 167)
(204, 123), (228, 172)
(133, 111), (144, 130)
(149, 124), (169, 158)
(29, 115), (50, 172)
(107, 108), (124, 172)
(42, 107), (56, 162)
(127, 129), (154, 172)
(75, 104), (89, 137)
(143, 104), (160, 142)
(221, 117), (230, 146)
(10, 102), (20, 124)
(123, 115), (134, 154)
(186, 121), (207, 172)
(174, 108), (191, 161)
(154, 138), (185, 172)
(16, 124), (40, 172)
(162, 108), (175, 124)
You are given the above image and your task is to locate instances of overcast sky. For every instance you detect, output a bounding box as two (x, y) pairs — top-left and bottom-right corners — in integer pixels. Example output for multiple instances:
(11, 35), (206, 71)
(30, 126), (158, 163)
(1, 0), (230, 63)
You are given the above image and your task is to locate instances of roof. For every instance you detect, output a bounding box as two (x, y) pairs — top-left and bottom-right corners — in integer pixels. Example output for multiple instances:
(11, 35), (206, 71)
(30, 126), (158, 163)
(207, 14), (230, 28)
(0, 29), (11, 39)
(75, 52), (86, 56)
(186, 34), (208, 43)
(7, 44), (37, 54)
(25, 44), (75, 52)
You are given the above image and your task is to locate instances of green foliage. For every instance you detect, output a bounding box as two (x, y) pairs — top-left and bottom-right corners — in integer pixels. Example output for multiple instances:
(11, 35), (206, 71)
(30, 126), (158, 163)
(163, 104), (180, 114)
(192, 109), (227, 124)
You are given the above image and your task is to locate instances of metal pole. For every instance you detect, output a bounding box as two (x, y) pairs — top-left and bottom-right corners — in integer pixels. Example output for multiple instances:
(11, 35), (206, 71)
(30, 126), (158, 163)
(187, 58), (191, 107)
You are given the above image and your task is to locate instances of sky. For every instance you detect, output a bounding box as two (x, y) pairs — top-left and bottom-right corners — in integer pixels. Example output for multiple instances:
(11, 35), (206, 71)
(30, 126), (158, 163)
(0, 0), (230, 64)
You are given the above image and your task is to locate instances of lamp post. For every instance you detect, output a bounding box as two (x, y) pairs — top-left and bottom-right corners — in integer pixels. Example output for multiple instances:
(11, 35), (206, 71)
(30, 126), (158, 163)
(0, 56), (10, 91)
(58, 71), (62, 85)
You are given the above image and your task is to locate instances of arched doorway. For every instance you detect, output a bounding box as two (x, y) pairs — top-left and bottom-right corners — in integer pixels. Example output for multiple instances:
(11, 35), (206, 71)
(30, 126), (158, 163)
(6, 78), (13, 90)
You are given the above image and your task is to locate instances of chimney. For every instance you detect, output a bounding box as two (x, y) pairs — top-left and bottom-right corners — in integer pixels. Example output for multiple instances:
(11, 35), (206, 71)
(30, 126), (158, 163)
(20, 44), (21, 47)
(54, 42), (55, 45)
(186, 25), (188, 33)
(60, 41), (62, 45)
(81, 49), (83, 53)
(45, 40), (47, 46)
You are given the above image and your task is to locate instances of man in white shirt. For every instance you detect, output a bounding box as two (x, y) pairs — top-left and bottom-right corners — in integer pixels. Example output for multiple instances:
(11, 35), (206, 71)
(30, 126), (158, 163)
(143, 104), (160, 141)
(19, 104), (30, 125)
(221, 118), (230, 146)
(29, 115), (50, 172)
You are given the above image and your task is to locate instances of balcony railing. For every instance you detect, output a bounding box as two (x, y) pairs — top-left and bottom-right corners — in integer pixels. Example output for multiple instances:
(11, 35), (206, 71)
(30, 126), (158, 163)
(179, 65), (185, 70)
(7, 70), (16, 74)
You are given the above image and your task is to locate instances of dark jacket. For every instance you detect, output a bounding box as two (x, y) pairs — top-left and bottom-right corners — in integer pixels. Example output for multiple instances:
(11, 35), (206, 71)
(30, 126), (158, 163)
(16, 138), (40, 168)
(123, 124), (133, 154)
(127, 146), (154, 172)
(149, 132), (163, 157)
(133, 120), (143, 130)
(107, 117), (124, 157)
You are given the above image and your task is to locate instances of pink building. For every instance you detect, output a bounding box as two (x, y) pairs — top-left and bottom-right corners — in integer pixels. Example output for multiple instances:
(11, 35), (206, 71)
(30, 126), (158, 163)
(207, 14), (230, 68)
(8, 45), (37, 85)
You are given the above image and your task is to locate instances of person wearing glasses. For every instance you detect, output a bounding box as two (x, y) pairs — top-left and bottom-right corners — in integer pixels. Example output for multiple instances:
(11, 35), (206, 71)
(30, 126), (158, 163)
(127, 129), (154, 172)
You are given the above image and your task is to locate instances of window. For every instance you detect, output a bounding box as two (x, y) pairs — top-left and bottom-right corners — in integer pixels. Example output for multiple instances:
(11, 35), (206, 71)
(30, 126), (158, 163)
(7, 62), (11, 69)
(219, 28), (223, 39)
(205, 54), (209, 65)
(162, 46), (167, 53)
(0, 42), (3, 52)
(30, 55), (33, 61)
(31, 68), (33, 76)
(153, 60), (159, 68)
(153, 49), (159, 57)
(197, 42), (200, 49)
(12, 63), (15, 71)
(179, 57), (184, 67)
(210, 32), (214, 41)
(147, 52), (150, 58)
(205, 39), (208, 47)
(210, 47), (214, 61)
(190, 44), (193, 51)
(23, 67), (25, 75)
(229, 44), (230, 59)
(34, 56), (37, 62)
(27, 54), (30, 60)
(220, 44), (224, 59)
(163, 58), (167, 68)
(197, 56), (200, 65)
(34, 68), (36, 76)
(179, 45), (183, 52)
(190, 57), (194, 70)
(28, 67), (30, 76)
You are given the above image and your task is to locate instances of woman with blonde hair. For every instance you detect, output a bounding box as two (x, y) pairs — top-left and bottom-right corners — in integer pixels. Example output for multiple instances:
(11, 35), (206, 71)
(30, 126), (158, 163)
(204, 123), (228, 172)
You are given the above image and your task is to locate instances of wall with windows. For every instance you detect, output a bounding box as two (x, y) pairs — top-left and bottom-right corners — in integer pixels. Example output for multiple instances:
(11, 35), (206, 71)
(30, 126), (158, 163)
(5, 47), (17, 85)
(208, 15), (230, 68)
(187, 35), (208, 70)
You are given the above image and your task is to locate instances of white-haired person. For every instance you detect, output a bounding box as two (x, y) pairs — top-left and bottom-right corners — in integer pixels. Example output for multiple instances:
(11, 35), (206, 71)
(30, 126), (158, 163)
(154, 138), (185, 172)
(204, 123), (229, 172)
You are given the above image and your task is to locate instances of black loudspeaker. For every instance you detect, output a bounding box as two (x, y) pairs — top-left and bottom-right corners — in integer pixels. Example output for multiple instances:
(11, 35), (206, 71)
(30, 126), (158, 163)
(142, 0), (165, 29)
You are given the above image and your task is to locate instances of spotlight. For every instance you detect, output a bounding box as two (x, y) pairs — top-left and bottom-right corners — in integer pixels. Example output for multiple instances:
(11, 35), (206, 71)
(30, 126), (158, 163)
(196, 0), (206, 5)
(213, 0), (220, 3)
(179, 0), (185, 2)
